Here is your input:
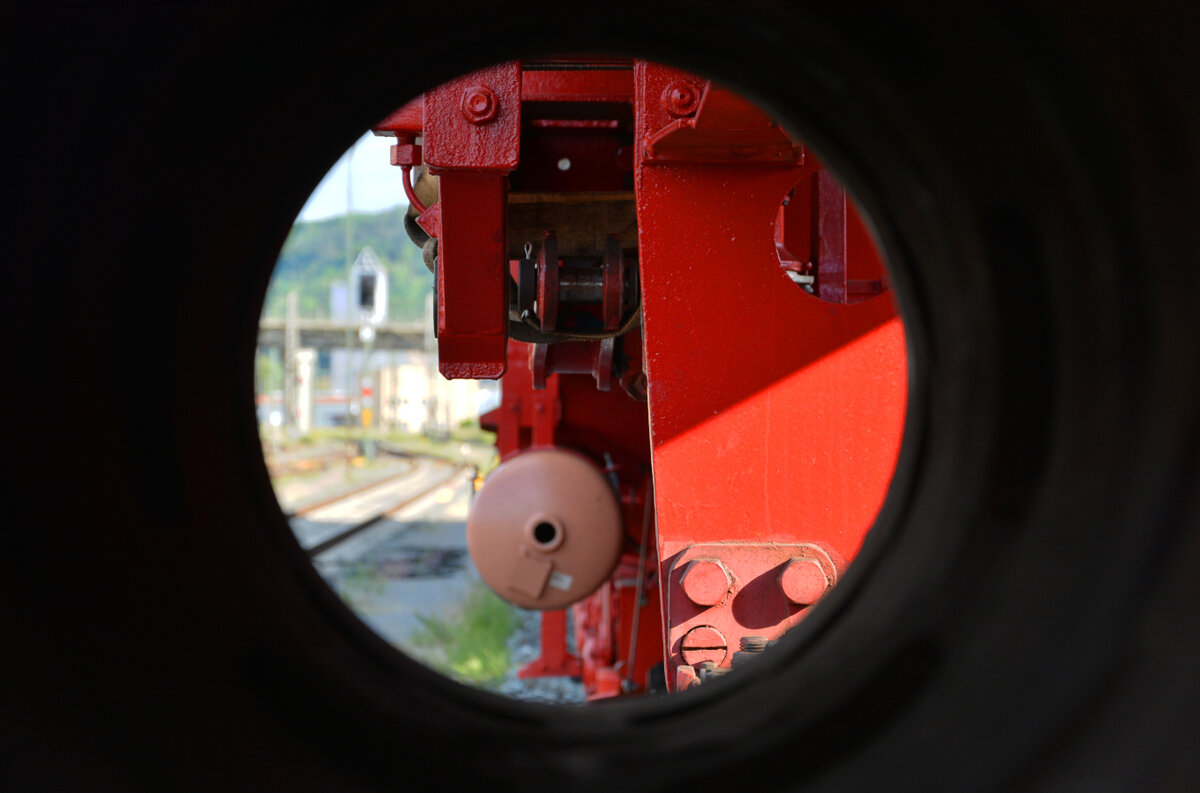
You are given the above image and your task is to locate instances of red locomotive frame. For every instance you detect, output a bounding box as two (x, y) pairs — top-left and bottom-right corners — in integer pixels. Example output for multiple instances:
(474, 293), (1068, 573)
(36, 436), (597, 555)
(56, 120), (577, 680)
(376, 57), (907, 697)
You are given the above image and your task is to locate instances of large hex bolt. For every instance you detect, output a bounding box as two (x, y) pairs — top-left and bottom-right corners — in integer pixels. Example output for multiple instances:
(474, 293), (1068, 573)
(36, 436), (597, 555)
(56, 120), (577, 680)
(779, 557), (832, 606)
(661, 81), (700, 117)
(680, 558), (732, 606)
(680, 625), (727, 666)
(461, 85), (498, 124)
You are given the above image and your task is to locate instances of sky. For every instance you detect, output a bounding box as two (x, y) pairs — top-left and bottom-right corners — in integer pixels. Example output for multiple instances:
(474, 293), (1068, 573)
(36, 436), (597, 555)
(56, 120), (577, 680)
(297, 131), (410, 222)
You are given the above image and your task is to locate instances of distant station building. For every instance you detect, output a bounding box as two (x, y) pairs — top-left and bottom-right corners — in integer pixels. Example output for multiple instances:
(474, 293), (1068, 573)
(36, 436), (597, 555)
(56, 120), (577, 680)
(378, 354), (496, 435)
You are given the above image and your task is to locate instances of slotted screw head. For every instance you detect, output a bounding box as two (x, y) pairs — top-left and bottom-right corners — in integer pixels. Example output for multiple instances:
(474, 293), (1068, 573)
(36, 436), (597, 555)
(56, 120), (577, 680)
(681, 625), (727, 666)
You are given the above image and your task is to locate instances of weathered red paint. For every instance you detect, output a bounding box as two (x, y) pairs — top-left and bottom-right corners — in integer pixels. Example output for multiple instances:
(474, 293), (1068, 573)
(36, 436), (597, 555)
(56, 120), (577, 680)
(679, 559), (732, 606)
(779, 556), (833, 606)
(664, 542), (844, 685)
(680, 625), (727, 666)
(423, 62), (521, 170)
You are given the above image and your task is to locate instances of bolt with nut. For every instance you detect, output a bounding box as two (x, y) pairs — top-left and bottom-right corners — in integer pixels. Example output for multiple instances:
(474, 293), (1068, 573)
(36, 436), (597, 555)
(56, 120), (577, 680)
(460, 85), (498, 124)
(661, 81), (701, 117)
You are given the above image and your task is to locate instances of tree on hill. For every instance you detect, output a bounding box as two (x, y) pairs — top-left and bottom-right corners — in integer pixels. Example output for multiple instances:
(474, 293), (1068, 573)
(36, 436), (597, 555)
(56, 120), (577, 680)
(261, 205), (431, 320)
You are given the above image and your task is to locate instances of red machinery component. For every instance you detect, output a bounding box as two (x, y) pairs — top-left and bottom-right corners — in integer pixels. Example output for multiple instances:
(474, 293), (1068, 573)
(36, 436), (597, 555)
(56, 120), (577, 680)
(375, 57), (906, 698)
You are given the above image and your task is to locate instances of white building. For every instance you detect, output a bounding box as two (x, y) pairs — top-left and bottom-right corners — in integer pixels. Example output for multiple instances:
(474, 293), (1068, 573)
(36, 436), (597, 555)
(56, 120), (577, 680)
(377, 353), (497, 434)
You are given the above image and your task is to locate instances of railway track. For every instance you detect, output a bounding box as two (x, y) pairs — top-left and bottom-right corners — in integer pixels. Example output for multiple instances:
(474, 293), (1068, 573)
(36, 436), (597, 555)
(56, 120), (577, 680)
(287, 457), (467, 557)
(265, 450), (345, 478)
(265, 442), (421, 480)
(285, 458), (418, 517)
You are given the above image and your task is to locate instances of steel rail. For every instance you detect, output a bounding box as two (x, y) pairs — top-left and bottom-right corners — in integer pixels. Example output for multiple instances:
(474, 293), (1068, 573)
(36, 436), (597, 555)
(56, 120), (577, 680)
(285, 458), (418, 518)
(305, 465), (466, 558)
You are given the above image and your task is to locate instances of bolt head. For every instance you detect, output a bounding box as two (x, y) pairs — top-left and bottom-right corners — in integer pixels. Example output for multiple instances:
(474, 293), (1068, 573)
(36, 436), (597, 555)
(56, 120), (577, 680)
(661, 81), (700, 117)
(680, 558), (731, 606)
(460, 85), (498, 124)
(680, 625), (727, 666)
(779, 557), (831, 606)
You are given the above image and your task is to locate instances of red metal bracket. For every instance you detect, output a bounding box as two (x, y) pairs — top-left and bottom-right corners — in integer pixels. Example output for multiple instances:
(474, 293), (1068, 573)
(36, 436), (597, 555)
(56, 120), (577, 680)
(517, 609), (582, 679)
(432, 170), (510, 378)
(632, 61), (908, 689)
(421, 61), (522, 379)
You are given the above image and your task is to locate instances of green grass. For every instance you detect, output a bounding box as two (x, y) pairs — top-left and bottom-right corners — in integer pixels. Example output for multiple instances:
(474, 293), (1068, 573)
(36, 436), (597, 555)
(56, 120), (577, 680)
(409, 582), (518, 688)
(287, 423), (500, 477)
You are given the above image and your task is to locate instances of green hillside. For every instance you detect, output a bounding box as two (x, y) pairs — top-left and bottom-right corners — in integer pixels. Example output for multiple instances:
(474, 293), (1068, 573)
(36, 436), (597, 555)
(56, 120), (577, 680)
(262, 205), (431, 320)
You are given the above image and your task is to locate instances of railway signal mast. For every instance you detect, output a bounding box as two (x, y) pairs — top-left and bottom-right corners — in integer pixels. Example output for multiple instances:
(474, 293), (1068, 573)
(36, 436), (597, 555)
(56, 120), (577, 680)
(351, 246), (388, 453)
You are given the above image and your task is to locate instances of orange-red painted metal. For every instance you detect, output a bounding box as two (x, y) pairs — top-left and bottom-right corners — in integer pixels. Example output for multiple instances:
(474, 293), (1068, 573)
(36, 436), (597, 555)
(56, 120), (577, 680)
(518, 608), (581, 679)
(679, 559), (732, 607)
(377, 57), (907, 698)
(632, 61), (907, 688)
(779, 556), (834, 605)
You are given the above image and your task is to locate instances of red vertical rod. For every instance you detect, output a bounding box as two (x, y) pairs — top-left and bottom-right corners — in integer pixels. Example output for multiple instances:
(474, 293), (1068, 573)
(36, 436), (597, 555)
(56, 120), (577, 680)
(517, 609), (581, 679)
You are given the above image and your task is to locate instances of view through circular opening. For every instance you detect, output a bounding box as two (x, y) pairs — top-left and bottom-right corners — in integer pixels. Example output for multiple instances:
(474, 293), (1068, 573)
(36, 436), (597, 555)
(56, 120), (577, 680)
(256, 55), (908, 704)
